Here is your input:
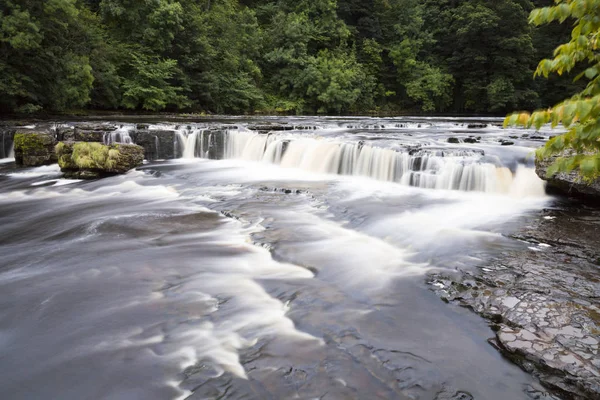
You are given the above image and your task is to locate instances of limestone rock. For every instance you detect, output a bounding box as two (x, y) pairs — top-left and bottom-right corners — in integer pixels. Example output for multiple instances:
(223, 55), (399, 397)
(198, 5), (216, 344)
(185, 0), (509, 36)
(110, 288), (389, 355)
(536, 154), (600, 200)
(61, 128), (105, 143)
(13, 131), (57, 166)
(429, 207), (600, 399)
(133, 130), (176, 160)
(56, 142), (143, 179)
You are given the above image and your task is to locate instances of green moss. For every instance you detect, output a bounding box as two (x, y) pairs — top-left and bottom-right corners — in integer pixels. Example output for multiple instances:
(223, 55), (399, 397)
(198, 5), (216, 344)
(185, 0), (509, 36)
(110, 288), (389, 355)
(55, 142), (66, 155)
(14, 132), (52, 152)
(71, 142), (120, 170)
(55, 141), (143, 177)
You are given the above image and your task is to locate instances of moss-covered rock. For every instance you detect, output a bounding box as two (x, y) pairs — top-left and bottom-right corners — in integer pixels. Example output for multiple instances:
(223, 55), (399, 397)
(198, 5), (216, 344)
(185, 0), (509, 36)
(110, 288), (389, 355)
(13, 131), (57, 166)
(536, 153), (600, 202)
(56, 142), (144, 179)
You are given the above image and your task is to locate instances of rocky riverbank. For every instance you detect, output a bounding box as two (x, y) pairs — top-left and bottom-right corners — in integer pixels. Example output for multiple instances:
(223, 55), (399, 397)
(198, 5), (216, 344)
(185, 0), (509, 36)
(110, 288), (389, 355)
(536, 155), (600, 203)
(429, 202), (600, 399)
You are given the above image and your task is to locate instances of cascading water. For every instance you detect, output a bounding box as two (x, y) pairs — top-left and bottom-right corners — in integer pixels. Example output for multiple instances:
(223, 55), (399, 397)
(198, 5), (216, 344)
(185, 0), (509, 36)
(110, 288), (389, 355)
(0, 131), (14, 160)
(176, 129), (219, 159)
(176, 129), (542, 195)
(104, 126), (133, 145)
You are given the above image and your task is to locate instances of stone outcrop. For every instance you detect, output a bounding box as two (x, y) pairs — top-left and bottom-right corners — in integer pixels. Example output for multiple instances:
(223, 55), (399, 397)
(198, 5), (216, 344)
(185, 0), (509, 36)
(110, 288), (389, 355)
(13, 131), (58, 166)
(536, 154), (600, 201)
(61, 128), (105, 143)
(133, 130), (176, 160)
(429, 207), (600, 399)
(56, 142), (144, 179)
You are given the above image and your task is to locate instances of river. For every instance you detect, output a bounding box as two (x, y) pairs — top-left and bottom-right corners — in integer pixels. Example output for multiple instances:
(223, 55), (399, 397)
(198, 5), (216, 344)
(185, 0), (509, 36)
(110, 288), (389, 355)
(0, 117), (563, 399)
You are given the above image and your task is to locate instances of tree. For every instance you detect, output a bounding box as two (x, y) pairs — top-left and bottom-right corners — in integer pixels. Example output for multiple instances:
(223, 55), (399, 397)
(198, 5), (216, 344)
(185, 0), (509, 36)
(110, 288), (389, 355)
(0, 0), (96, 113)
(505, 0), (600, 181)
(423, 0), (538, 113)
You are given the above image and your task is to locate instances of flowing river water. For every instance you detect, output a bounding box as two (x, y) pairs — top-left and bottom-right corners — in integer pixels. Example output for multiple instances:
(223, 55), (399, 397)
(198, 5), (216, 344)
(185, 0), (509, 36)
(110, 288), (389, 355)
(0, 117), (562, 399)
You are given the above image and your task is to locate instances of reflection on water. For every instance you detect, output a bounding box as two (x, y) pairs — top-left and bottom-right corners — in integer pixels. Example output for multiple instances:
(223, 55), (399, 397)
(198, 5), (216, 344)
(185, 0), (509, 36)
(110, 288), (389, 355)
(0, 118), (556, 399)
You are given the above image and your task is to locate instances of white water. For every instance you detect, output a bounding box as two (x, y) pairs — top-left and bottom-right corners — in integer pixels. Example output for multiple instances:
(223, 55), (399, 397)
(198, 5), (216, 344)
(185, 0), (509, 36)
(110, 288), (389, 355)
(204, 130), (545, 195)
(104, 126), (133, 144)
(175, 129), (215, 159)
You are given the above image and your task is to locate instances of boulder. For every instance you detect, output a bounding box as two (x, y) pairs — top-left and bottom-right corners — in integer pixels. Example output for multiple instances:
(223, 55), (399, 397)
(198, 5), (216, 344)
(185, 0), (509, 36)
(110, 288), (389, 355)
(536, 154), (600, 201)
(56, 142), (144, 179)
(13, 131), (58, 166)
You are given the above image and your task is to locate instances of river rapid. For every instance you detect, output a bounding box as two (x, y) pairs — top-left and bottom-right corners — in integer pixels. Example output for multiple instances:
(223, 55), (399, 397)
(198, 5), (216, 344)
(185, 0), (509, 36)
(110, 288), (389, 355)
(0, 117), (562, 399)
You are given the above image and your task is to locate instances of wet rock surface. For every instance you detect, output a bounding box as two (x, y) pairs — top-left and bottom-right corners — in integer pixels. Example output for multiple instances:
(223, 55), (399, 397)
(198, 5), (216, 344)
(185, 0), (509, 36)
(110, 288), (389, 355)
(429, 202), (600, 399)
(133, 129), (177, 160)
(13, 131), (57, 166)
(0, 127), (15, 158)
(536, 155), (600, 202)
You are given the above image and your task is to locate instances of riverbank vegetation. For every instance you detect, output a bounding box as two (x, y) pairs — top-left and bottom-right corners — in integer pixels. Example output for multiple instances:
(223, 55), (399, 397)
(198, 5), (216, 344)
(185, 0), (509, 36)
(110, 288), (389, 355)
(505, 0), (600, 181)
(0, 0), (581, 115)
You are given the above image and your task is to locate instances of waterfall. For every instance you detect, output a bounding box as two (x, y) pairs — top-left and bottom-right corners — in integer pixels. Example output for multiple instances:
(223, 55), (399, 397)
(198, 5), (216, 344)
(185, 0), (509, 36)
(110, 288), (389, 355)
(175, 129), (207, 159)
(104, 126), (133, 145)
(1, 131), (14, 160)
(154, 136), (160, 159)
(175, 129), (543, 195)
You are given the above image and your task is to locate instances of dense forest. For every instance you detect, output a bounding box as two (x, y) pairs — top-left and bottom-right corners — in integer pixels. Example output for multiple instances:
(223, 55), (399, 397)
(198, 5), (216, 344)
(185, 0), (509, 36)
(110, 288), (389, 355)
(0, 0), (582, 115)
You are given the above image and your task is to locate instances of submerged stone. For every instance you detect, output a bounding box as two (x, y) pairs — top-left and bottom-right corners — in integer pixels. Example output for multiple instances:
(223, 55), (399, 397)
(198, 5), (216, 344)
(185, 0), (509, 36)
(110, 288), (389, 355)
(13, 131), (57, 167)
(56, 141), (143, 179)
(428, 206), (600, 399)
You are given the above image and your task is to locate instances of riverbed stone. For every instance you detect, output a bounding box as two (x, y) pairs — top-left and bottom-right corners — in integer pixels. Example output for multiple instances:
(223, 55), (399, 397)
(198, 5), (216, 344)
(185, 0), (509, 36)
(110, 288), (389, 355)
(428, 206), (600, 399)
(56, 141), (144, 179)
(13, 131), (58, 166)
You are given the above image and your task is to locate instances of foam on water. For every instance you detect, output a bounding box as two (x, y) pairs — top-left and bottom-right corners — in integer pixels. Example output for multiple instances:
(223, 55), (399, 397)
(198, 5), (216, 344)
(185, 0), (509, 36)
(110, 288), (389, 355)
(4, 164), (61, 178)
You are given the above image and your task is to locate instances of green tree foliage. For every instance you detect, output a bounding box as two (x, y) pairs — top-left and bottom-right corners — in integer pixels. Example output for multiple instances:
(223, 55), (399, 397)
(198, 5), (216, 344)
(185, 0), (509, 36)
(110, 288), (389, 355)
(505, 0), (600, 181)
(0, 0), (96, 113)
(0, 0), (585, 115)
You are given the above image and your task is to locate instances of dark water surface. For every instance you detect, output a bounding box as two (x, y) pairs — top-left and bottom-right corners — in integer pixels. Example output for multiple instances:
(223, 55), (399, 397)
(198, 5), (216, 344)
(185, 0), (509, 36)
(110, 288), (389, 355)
(0, 117), (559, 399)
